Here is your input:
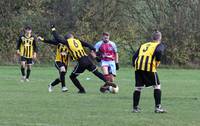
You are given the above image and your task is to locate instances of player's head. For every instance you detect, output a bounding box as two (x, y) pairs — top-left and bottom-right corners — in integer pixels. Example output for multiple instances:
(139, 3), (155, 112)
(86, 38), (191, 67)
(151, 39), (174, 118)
(152, 30), (162, 42)
(24, 26), (32, 37)
(64, 33), (74, 39)
(102, 32), (110, 43)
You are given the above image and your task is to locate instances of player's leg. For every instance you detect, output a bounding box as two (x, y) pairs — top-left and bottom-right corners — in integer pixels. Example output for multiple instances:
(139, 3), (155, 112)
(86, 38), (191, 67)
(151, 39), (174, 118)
(102, 65), (109, 79)
(69, 62), (86, 93)
(101, 61), (112, 81)
(25, 58), (33, 81)
(59, 65), (68, 92)
(26, 64), (31, 81)
(90, 65), (107, 82)
(49, 62), (67, 92)
(152, 72), (166, 113)
(20, 57), (26, 81)
(48, 78), (60, 92)
(132, 70), (144, 113)
(108, 61), (117, 82)
(133, 87), (143, 112)
(153, 84), (161, 108)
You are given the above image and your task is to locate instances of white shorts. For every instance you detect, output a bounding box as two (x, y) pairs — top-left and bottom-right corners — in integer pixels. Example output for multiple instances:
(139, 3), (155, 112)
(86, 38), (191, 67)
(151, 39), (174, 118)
(101, 60), (116, 76)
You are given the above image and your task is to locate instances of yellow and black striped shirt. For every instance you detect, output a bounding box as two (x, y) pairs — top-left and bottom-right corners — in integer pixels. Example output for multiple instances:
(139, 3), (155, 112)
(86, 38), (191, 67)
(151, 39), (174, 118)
(133, 41), (164, 72)
(40, 37), (69, 65)
(17, 35), (37, 58)
(51, 30), (96, 61)
(66, 38), (87, 61)
(55, 44), (69, 65)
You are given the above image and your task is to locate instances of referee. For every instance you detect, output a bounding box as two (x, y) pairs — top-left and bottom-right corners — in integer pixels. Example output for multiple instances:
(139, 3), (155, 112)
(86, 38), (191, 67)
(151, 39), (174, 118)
(132, 30), (166, 113)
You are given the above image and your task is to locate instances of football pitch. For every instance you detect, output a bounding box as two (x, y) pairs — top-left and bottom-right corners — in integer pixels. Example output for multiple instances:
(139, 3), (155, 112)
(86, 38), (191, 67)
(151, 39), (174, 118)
(0, 66), (199, 126)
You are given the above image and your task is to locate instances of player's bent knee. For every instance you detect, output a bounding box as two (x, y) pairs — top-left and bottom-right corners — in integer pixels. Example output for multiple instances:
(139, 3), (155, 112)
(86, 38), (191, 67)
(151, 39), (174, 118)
(21, 62), (26, 68)
(153, 85), (161, 89)
(135, 87), (143, 91)
(27, 65), (31, 70)
(60, 66), (66, 72)
(69, 73), (76, 79)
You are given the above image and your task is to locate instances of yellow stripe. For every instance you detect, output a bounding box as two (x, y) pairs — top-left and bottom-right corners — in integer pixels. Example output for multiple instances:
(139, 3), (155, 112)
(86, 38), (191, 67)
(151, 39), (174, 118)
(147, 56), (152, 71)
(141, 56), (146, 71)
(136, 56), (141, 70)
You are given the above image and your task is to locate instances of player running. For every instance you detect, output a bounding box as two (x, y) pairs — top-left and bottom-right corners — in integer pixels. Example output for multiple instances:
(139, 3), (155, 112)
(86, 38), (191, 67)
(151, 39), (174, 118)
(50, 25), (115, 93)
(37, 36), (69, 92)
(132, 30), (167, 113)
(94, 32), (119, 82)
(16, 26), (37, 82)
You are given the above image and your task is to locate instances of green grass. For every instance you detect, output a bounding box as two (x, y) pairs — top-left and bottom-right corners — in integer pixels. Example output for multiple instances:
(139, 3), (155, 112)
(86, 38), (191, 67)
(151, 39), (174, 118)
(0, 66), (199, 126)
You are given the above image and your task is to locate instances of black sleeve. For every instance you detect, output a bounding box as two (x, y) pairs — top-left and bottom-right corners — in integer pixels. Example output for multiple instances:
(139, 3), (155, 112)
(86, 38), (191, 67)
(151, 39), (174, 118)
(155, 43), (165, 61)
(42, 38), (59, 45)
(52, 30), (67, 45)
(33, 37), (38, 53)
(16, 36), (22, 50)
(80, 40), (96, 51)
(132, 48), (140, 67)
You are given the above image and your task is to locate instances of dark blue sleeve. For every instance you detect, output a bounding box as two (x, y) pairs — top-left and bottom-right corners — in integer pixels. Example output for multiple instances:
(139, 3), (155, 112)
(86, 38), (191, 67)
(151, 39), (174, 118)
(132, 48), (140, 67)
(52, 30), (67, 45)
(42, 39), (59, 45)
(16, 36), (22, 50)
(33, 37), (38, 52)
(155, 43), (165, 61)
(80, 40), (96, 51)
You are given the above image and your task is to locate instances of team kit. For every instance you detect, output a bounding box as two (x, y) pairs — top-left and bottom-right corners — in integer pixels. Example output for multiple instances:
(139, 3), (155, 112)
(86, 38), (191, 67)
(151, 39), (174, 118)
(16, 25), (166, 113)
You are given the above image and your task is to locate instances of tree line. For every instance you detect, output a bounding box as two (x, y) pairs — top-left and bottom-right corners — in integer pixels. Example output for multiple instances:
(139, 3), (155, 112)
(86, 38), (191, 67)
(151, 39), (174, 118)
(0, 0), (199, 67)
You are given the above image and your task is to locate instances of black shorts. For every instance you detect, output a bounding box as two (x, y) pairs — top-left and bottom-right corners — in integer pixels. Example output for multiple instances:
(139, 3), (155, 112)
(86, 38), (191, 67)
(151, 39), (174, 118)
(21, 56), (33, 65)
(135, 70), (160, 87)
(55, 61), (67, 71)
(72, 56), (97, 75)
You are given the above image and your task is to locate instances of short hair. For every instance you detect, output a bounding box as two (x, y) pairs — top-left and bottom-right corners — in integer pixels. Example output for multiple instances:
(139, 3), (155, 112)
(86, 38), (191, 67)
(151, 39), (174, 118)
(24, 26), (32, 31)
(64, 33), (74, 39)
(103, 32), (110, 36)
(152, 30), (162, 40)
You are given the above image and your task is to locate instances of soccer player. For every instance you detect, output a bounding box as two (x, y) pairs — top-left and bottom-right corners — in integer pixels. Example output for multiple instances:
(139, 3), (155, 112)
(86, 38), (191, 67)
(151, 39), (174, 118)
(132, 30), (166, 113)
(94, 32), (119, 82)
(50, 25), (114, 93)
(37, 36), (69, 92)
(16, 26), (37, 82)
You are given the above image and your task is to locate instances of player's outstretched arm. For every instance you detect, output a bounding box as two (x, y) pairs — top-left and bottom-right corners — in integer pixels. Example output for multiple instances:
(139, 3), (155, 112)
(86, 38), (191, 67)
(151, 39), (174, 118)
(80, 40), (96, 51)
(16, 36), (22, 56)
(37, 36), (59, 45)
(50, 25), (66, 45)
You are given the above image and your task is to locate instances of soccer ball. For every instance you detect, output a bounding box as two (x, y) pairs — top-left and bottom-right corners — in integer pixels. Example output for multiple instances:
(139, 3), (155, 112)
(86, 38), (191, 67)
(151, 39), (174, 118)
(108, 85), (119, 94)
(100, 82), (119, 93)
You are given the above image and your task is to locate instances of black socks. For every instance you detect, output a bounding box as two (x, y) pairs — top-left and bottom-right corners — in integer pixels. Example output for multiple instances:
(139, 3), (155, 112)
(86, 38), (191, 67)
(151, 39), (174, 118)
(60, 72), (66, 87)
(26, 69), (31, 79)
(51, 78), (61, 86)
(133, 90), (141, 108)
(21, 66), (25, 76)
(70, 74), (85, 92)
(93, 70), (107, 82)
(154, 89), (161, 107)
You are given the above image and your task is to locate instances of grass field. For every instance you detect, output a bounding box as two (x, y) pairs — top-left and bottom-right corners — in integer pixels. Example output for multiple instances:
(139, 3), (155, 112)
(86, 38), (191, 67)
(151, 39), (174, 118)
(0, 66), (199, 126)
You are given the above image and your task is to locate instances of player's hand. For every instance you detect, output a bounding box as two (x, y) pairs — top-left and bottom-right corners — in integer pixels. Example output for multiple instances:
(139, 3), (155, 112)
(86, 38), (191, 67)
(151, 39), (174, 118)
(37, 36), (44, 41)
(116, 63), (119, 70)
(16, 50), (20, 56)
(33, 53), (37, 60)
(50, 24), (55, 28)
(50, 23), (56, 31)
(95, 57), (101, 62)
